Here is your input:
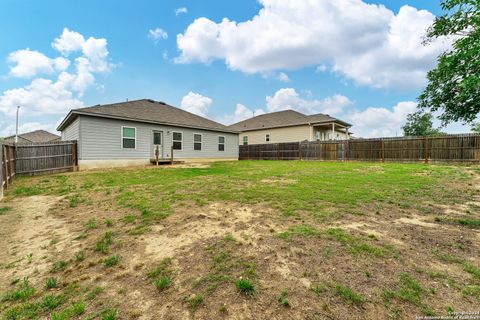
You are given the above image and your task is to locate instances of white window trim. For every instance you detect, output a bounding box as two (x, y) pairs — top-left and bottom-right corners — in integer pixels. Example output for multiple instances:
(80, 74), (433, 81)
(218, 135), (226, 152)
(265, 134), (270, 142)
(193, 133), (203, 151)
(243, 136), (248, 145)
(172, 131), (183, 151)
(121, 126), (136, 149)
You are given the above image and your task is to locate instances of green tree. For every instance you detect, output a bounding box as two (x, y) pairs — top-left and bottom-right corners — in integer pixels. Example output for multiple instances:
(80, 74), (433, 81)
(418, 0), (480, 124)
(402, 112), (445, 136)
(472, 122), (480, 133)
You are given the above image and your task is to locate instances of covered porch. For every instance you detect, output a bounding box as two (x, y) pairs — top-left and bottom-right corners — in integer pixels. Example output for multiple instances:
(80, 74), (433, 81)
(310, 122), (351, 141)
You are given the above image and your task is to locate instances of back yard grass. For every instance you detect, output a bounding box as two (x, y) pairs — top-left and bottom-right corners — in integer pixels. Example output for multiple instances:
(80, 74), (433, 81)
(0, 161), (479, 319)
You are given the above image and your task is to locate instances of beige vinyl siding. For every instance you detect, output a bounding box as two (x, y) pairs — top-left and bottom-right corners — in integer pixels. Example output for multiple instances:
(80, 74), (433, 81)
(239, 125), (310, 145)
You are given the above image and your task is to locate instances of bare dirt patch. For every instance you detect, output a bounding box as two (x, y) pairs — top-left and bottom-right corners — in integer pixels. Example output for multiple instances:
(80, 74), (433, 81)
(0, 196), (67, 288)
(143, 202), (277, 260)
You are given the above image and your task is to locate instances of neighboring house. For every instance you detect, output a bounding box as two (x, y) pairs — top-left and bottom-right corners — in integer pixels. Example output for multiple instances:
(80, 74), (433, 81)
(229, 110), (352, 145)
(57, 99), (239, 169)
(2, 130), (60, 144)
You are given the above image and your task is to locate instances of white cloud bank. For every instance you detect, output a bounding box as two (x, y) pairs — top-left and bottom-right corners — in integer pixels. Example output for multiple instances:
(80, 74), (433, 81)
(180, 92), (213, 117)
(0, 28), (111, 136)
(175, 0), (450, 89)
(192, 87), (467, 138)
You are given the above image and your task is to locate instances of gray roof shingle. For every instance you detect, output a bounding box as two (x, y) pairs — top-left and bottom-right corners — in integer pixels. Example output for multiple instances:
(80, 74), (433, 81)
(2, 130), (60, 143)
(58, 99), (238, 133)
(229, 110), (351, 132)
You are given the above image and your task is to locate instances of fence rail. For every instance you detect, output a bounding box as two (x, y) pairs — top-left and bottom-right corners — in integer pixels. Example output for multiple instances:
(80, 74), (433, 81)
(0, 140), (78, 198)
(239, 134), (480, 163)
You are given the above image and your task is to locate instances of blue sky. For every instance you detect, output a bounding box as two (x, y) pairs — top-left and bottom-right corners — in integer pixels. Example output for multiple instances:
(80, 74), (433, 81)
(0, 0), (471, 137)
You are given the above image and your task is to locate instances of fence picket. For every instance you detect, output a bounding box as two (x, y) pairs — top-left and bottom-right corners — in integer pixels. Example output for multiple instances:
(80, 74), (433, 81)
(239, 134), (480, 163)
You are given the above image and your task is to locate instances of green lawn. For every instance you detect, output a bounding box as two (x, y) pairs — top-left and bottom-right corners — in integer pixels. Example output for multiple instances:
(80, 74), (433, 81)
(1, 161), (478, 319)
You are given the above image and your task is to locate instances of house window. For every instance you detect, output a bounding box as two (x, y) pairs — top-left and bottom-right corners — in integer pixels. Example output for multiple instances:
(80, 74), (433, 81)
(218, 136), (225, 151)
(172, 131), (182, 150)
(265, 134), (270, 142)
(153, 131), (162, 145)
(194, 133), (202, 151)
(122, 127), (136, 149)
(243, 136), (248, 145)
(316, 131), (321, 141)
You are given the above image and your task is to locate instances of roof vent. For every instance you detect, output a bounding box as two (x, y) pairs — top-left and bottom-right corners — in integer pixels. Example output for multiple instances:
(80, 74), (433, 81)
(158, 101), (166, 105)
(146, 99), (155, 103)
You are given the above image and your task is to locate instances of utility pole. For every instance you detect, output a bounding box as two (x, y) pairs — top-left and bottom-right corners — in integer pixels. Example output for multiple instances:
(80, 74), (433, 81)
(15, 106), (20, 144)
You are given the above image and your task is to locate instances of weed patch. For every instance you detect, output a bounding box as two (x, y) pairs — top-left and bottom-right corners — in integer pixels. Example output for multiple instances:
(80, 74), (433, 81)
(335, 284), (365, 305)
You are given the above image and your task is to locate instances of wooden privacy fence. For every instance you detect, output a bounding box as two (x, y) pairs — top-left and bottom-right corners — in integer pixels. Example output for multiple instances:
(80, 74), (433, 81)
(15, 141), (78, 176)
(239, 134), (480, 163)
(1, 143), (16, 197)
(0, 140), (78, 189)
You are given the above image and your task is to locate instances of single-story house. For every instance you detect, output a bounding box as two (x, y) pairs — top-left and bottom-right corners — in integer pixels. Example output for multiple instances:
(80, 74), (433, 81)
(2, 130), (60, 144)
(57, 99), (239, 169)
(229, 110), (352, 145)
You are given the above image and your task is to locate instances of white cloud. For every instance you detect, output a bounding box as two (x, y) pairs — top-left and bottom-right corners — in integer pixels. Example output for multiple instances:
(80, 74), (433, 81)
(266, 88), (352, 115)
(219, 103), (266, 125)
(52, 28), (86, 56)
(175, 7), (188, 16)
(218, 88), (352, 125)
(180, 91), (212, 117)
(345, 101), (418, 138)
(176, 1), (450, 89)
(0, 28), (111, 120)
(148, 28), (168, 42)
(8, 49), (70, 78)
(277, 72), (290, 83)
(0, 78), (84, 116)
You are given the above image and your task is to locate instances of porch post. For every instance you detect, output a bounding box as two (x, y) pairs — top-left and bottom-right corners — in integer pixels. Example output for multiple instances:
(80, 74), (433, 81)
(346, 127), (349, 140)
(332, 123), (336, 140)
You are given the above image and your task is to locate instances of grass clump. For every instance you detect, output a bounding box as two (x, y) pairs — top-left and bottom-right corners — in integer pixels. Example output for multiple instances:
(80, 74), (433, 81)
(104, 254), (120, 267)
(148, 258), (175, 291)
(85, 218), (98, 230)
(2, 278), (35, 302)
(187, 294), (205, 310)
(86, 286), (104, 300)
(101, 308), (118, 320)
(43, 294), (65, 310)
(311, 283), (327, 296)
(75, 250), (85, 262)
(52, 300), (85, 319)
(327, 228), (385, 257)
(95, 231), (113, 254)
(0, 206), (12, 215)
(104, 218), (113, 227)
(279, 224), (321, 240)
(45, 277), (58, 289)
(456, 218), (480, 228)
(51, 260), (68, 272)
(154, 276), (172, 291)
(335, 284), (365, 305)
(463, 263), (480, 280)
(235, 279), (255, 295)
(278, 290), (291, 307)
